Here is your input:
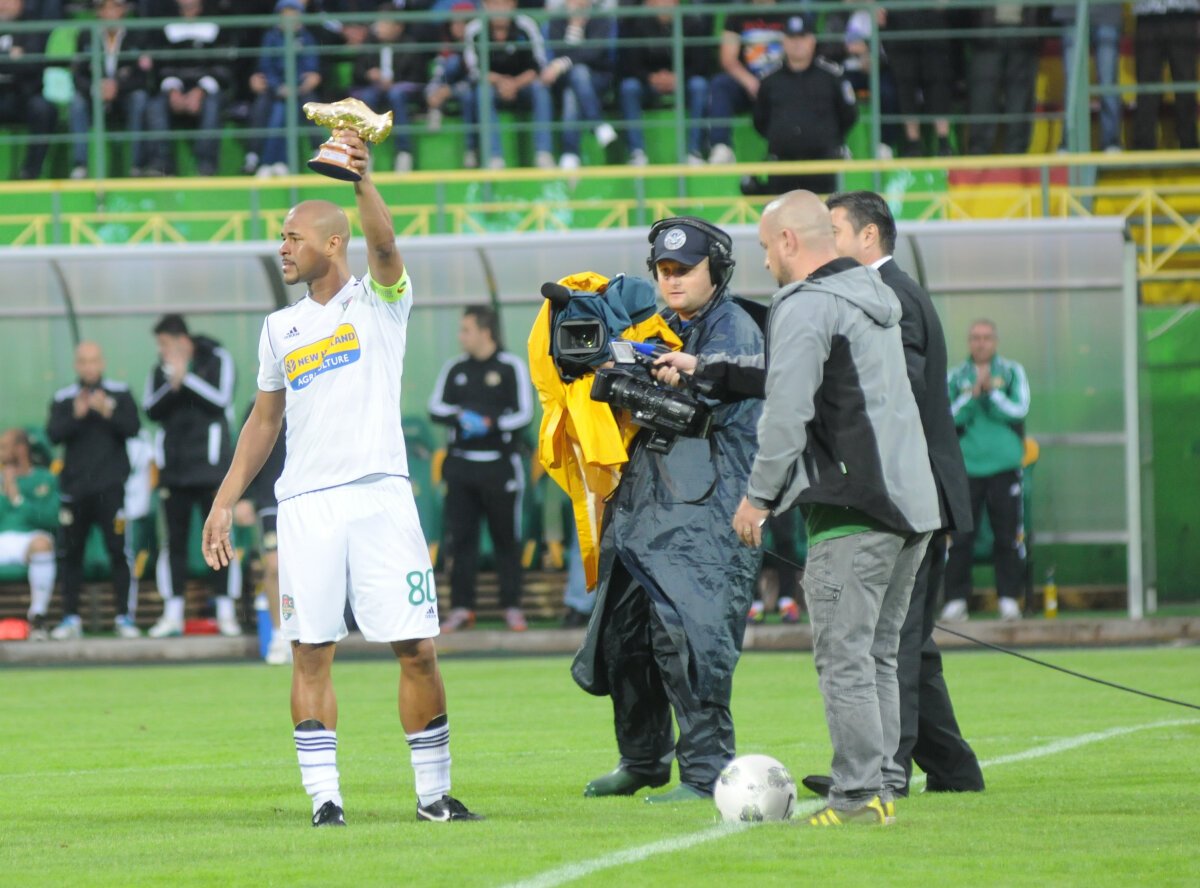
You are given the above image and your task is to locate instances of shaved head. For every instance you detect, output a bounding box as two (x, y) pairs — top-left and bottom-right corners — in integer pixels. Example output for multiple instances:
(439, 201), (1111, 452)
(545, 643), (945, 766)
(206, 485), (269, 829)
(287, 200), (350, 249)
(762, 190), (835, 249)
(758, 190), (839, 286)
(279, 200), (353, 290)
(75, 340), (105, 385)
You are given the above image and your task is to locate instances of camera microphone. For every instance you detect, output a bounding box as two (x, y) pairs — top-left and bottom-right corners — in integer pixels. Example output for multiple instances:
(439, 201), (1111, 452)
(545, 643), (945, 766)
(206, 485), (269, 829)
(540, 282), (572, 308)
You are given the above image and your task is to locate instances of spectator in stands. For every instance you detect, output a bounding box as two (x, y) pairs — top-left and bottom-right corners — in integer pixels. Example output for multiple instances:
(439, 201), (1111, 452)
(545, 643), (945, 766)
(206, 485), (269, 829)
(351, 1), (433, 174)
(616, 0), (712, 166)
(461, 0), (553, 169)
(965, 3), (1041, 155)
(824, 2), (901, 158)
(143, 314), (241, 637)
(46, 343), (141, 640)
(244, 0), (323, 177)
(742, 14), (857, 197)
(0, 0), (57, 180)
(26, 0), (62, 19)
(208, 0), (275, 126)
(943, 320), (1030, 622)
(424, 1), (475, 134)
(0, 429), (58, 640)
(69, 0), (155, 179)
(234, 400), (289, 664)
(883, 1), (954, 156)
(428, 305), (534, 632)
(143, 0), (235, 176)
(541, 0), (617, 172)
(1132, 0), (1199, 150)
(1054, 2), (1123, 152)
(708, 0), (788, 164)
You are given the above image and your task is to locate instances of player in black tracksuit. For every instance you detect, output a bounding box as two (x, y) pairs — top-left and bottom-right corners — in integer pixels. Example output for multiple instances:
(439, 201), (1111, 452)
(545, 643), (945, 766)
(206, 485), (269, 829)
(46, 343), (141, 633)
(143, 314), (239, 636)
(428, 306), (533, 630)
(747, 16), (858, 196)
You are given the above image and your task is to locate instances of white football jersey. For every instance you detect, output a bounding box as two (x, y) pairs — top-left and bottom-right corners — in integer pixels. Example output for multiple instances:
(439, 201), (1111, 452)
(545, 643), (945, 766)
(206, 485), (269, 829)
(258, 271), (412, 502)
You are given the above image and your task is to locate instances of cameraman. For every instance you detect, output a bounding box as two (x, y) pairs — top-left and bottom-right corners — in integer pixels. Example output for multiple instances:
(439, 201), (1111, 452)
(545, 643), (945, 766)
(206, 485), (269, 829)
(573, 218), (763, 804)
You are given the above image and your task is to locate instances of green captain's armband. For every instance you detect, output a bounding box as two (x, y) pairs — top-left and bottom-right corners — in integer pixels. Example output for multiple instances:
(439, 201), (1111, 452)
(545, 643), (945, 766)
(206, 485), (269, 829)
(367, 268), (410, 304)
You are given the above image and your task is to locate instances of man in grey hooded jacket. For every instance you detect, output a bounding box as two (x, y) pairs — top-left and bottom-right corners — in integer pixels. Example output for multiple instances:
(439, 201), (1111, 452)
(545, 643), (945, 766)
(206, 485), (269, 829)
(730, 191), (941, 826)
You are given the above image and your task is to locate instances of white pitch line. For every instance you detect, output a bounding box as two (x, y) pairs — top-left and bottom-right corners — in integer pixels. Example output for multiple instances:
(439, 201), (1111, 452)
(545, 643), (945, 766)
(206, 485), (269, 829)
(498, 717), (1200, 888)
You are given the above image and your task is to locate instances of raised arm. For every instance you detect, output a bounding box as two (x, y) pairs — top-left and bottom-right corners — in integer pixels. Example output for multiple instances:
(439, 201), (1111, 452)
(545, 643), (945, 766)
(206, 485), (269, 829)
(341, 129), (404, 288)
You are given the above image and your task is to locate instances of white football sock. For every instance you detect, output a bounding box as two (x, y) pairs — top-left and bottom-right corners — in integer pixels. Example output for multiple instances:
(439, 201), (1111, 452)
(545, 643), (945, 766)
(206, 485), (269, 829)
(295, 727), (341, 813)
(164, 596), (184, 624)
(406, 720), (451, 806)
(215, 595), (236, 623)
(27, 551), (55, 616)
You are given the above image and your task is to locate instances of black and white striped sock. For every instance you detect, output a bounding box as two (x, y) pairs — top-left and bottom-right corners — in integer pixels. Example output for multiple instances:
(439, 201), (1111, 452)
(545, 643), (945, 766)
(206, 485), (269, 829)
(406, 716), (451, 806)
(295, 726), (341, 814)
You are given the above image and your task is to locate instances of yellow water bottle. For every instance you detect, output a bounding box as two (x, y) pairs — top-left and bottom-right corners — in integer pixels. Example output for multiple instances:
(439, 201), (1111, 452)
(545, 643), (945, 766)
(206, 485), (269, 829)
(1044, 567), (1058, 619)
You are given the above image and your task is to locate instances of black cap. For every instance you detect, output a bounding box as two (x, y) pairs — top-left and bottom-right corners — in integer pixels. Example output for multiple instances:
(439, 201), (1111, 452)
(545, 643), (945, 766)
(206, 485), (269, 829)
(651, 222), (712, 267)
(783, 15), (808, 37)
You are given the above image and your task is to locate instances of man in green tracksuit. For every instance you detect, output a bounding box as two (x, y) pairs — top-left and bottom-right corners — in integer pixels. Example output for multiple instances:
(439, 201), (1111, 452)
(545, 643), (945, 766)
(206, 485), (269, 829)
(942, 320), (1030, 621)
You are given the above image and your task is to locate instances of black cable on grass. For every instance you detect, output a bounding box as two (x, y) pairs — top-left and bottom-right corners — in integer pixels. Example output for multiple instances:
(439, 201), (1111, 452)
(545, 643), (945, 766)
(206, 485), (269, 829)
(931, 622), (1200, 712)
(765, 549), (1200, 712)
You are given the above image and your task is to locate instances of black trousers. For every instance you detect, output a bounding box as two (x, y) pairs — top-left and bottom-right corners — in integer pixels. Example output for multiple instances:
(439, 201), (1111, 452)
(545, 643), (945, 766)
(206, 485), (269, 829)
(944, 469), (1026, 603)
(59, 486), (132, 618)
(1133, 13), (1199, 149)
(162, 485), (230, 601)
(442, 454), (523, 610)
(895, 535), (985, 794)
(888, 40), (954, 119)
(601, 557), (734, 793)
(0, 90), (57, 178)
(967, 38), (1039, 154)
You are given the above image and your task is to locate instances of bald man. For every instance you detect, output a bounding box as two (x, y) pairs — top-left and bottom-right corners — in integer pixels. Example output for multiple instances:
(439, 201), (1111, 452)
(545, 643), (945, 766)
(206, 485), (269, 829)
(732, 191), (940, 826)
(201, 130), (481, 827)
(47, 342), (142, 640)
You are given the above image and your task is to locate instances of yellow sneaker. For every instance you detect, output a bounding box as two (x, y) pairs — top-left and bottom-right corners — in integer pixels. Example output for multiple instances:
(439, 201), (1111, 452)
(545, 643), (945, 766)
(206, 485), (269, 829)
(807, 795), (890, 826)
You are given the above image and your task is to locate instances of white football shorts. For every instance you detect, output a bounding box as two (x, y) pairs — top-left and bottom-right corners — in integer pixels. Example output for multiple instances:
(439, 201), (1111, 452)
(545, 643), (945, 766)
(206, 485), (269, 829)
(276, 473), (440, 644)
(0, 530), (49, 566)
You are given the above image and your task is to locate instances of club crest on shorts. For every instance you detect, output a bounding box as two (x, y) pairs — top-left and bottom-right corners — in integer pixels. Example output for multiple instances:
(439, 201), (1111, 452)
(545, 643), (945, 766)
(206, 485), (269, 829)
(281, 594), (295, 621)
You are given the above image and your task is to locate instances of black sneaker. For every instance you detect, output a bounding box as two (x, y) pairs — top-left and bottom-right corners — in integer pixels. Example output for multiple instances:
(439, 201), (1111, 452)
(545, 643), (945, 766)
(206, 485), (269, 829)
(416, 795), (484, 822)
(312, 800), (346, 827)
(801, 774), (832, 798)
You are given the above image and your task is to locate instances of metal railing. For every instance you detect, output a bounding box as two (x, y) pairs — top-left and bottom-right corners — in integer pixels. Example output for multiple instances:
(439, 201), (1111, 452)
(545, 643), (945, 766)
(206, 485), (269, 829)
(2, 1), (1197, 175)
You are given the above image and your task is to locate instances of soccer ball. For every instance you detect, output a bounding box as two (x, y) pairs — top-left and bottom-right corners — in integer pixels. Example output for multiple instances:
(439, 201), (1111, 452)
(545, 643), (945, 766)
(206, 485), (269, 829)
(713, 754), (797, 823)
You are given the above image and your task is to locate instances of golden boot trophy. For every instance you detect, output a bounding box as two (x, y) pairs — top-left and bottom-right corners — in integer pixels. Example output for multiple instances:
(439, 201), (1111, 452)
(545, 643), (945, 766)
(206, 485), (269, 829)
(302, 98), (394, 181)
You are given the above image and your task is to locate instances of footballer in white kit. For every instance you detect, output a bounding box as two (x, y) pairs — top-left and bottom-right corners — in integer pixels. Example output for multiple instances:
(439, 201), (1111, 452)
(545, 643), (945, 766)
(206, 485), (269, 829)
(201, 129), (481, 827)
(258, 270), (439, 645)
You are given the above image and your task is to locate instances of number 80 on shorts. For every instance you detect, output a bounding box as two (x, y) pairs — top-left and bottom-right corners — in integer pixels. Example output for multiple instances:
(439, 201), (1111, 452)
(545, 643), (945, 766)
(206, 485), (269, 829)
(407, 569), (437, 606)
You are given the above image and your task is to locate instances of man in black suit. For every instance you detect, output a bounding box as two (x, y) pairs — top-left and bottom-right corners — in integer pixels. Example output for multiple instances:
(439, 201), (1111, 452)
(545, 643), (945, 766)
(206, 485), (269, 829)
(817, 191), (985, 796)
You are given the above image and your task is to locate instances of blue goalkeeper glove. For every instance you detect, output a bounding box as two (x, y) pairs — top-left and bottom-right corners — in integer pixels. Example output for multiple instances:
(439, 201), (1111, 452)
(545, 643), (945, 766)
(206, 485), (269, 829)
(459, 409), (490, 439)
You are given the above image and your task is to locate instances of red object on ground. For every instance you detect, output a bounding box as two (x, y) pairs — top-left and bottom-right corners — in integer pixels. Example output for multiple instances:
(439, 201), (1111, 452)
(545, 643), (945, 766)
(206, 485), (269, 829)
(0, 618), (30, 640)
(184, 618), (220, 635)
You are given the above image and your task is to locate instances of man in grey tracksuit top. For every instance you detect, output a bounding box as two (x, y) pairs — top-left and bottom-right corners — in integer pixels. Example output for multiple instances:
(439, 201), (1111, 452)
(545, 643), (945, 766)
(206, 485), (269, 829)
(730, 191), (941, 825)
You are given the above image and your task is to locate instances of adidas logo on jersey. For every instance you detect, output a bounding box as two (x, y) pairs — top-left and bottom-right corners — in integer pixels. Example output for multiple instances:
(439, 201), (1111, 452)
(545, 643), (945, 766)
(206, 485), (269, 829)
(425, 605), (437, 618)
(284, 326), (300, 339)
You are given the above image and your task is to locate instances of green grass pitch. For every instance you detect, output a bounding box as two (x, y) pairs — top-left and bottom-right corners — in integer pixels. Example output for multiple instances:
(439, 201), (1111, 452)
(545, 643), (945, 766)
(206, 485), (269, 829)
(5, 647), (1198, 887)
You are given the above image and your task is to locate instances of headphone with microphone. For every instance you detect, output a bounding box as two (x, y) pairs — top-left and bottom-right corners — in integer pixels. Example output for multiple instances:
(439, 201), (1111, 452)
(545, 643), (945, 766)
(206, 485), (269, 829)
(646, 216), (736, 289)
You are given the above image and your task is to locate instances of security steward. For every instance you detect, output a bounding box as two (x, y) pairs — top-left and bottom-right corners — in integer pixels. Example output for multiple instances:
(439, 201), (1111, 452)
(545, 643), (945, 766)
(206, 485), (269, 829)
(428, 305), (534, 633)
(745, 14), (858, 196)
(46, 341), (141, 638)
(573, 218), (763, 804)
